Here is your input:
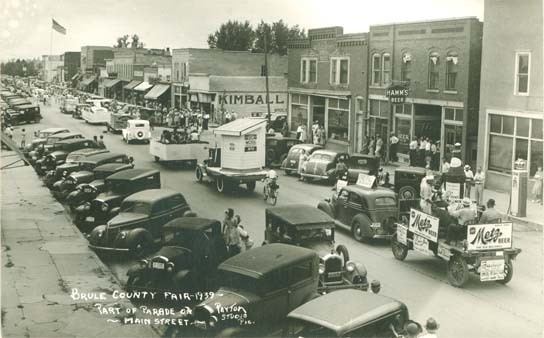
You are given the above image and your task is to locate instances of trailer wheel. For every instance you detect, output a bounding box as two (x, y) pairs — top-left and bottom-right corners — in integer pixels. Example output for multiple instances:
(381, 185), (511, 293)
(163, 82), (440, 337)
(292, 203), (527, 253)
(391, 234), (408, 261)
(246, 181), (256, 192)
(216, 177), (225, 193)
(498, 260), (513, 285)
(195, 167), (203, 182)
(448, 255), (469, 287)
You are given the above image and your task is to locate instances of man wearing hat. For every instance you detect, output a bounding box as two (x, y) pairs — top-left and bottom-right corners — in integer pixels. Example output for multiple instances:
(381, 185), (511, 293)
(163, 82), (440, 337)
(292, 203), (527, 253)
(420, 173), (434, 214)
(464, 165), (474, 199)
(447, 197), (476, 244)
(420, 317), (439, 337)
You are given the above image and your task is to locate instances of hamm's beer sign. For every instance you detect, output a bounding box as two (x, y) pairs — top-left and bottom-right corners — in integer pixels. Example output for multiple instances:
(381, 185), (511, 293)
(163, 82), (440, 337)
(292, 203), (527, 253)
(385, 84), (409, 104)
(409, 209), (439, 242)
(467, 223), (513, 251)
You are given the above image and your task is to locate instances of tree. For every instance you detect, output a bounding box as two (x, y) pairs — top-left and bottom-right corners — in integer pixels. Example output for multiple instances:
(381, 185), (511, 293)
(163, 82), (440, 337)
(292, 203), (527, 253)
(254, 20), (306, 55)
(131, 34), (140, 48)
(115, 35), (129, 48)
(253, 21), (272, 53)
(207, 20), (255, 51)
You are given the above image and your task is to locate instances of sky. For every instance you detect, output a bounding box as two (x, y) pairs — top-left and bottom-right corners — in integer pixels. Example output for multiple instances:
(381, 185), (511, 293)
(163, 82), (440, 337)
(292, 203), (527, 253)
(0, 0), (484, 60)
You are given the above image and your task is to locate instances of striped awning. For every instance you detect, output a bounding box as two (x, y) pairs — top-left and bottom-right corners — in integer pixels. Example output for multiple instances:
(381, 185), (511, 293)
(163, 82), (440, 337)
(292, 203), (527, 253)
(104, 78), (122, 88)
(144, 84), (170, 100)
(133, 81), (153, 92)
(124, 80), (141, 90)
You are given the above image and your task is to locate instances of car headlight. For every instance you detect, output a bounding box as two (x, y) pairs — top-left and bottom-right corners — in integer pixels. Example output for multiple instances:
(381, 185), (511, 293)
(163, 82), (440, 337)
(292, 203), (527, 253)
(346, 261), (356, 272)
(62, 170), (68, 177)
(97, 230), (104, 238)
(318, 263), (325, 275)
(119, 231), (127, 239)
(166, 262), (174, 273)
(101, 202), (109, 212)
(139, 259), (148, 268)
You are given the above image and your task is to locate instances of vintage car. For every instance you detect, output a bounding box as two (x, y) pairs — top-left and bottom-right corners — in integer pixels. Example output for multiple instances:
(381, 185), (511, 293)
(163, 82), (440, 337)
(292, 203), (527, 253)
(265, 205), (369, 293)
(346, 154), (381, 184)
(72, 103), (89, 119)
(87, 189), (192, 257)
(285, 289), (412, 338)
(265, 135), (301, 168)
(393, 167), (428, 201)
(74, 169), (161, 230)
(318, 185), (399, 241)
(122, 119), (151, 144)
(53, 161), (134, 200)
(65, 163), (138, 208)
(301, 150), (350, 183)
(36, 138), (100, 174)
(64, 148), (109, 164)
(186, 244), (320, 336)
(281, 143), (323, 175)
(60, 97), (78, 114)
(125, 217), (228, 295)
(50, 152), (133, 195)
(30, 132), (84, 167)
(23, 127), (69, 158)
(4, 104), (41, 124)
(82, 99), (112, 124)
(107, 112), (132, 133)
(150, 138), (209, 167)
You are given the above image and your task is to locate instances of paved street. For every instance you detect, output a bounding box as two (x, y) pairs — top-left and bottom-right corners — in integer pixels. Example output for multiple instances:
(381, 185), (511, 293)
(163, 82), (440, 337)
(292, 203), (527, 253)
(11, 100), (544, 338)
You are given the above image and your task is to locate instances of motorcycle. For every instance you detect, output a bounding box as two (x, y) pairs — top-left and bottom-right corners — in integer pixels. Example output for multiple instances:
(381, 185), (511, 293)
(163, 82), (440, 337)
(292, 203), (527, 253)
(263, 178), (279, 205)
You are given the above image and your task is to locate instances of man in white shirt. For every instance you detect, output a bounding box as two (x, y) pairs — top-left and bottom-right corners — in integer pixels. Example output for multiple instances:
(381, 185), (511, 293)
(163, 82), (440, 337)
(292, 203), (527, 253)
(409, 138), (418, 166)
(464, 165), (474, 199)
(473, 166), (485, 205)
(389, 133), (399, 162)
(420, 174), (434, 214)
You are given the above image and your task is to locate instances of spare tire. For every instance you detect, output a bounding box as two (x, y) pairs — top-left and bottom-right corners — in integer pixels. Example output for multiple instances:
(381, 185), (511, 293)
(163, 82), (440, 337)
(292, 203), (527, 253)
(336, 244), (350, 264)
(137, 131), (144, 138)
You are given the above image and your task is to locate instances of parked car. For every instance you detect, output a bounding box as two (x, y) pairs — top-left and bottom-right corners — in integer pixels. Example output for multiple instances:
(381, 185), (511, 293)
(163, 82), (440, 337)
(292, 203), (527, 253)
(265, 205), (369, 293)
(301, 150), (349, 183)
(187, 244), (319, 336)
(285, 289), (412, 338)
(126, 217), (228, 295)
(281, 143), (323, 175)
(74, 169), (161, 230)
(50, 152), (133, 195)
(23, 127), (69, 158)
(5, 104), (41, 124)
(53, 161), (134, 200)
(318, 185), (399, 242)
(63, 148), (109, 164)
(36, 138), (100, 174)
(60, 97), (78, 114)
(265, 136), (301, 168)
(65, 163), (140, 208)
(107, 112), (131, 133)
(394, 167), (427, 201)
(346, 154), (381, 184)
(41, 132), (84, 154)
(122, 119), (151, 144)
(87, 189), (192, 257)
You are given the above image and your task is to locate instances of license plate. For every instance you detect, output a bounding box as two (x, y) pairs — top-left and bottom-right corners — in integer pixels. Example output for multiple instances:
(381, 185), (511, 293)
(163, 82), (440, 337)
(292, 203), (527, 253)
(327, 271), (342, 278)
(85, 216), (95, 222)
(84, 188), (92, 193)
(152, 262), (165, 269)
(480, 258), (505, 281)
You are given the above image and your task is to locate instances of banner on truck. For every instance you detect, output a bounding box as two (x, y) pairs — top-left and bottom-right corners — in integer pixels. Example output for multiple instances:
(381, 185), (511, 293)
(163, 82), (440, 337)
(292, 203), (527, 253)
(408, 208), (439, 242)
(467, 222), (513, 251)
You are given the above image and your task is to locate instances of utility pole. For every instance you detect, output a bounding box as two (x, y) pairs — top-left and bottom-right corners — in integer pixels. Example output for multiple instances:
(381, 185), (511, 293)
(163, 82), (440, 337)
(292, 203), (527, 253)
(264, 26), (271, 124)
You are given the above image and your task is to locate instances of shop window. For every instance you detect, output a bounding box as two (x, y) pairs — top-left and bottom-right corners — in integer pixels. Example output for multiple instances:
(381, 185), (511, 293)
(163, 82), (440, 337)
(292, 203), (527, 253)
(382, 53), (391, 85)
(503, 116), (514, 135)
(371, 54), (381, 86)
(530, 141), (543, 176)
(330, 57), (349, 85)
(514, 52), (530, 95)
(488, 135), (513, 173)
(516, 117), (530, 137)
(445, 53), (458, 90)
(428, 52), (439, 89)
(401, 53), (412, 82)
(395, 117), (411, 154)
(532, 119), (543, 139)
(515, 138), (528, 162)
(291, 94), (309, 132)
(490, 115), (501, 133)
(328, 98), (349, 142)
(445, 108), (463, 122)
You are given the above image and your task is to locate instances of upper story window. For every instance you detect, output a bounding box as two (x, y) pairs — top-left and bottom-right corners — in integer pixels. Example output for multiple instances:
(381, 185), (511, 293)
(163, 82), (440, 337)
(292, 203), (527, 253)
(371, 53), (381, 86)
(514, 52), (530, 95)
(382, 53), (391, 85)
(445, 52), (459, 90)
(330, 57), (349, 85)
(300, 57), (317, 83)
(401, 53), (412, 82)
(428, 52), (440, 90)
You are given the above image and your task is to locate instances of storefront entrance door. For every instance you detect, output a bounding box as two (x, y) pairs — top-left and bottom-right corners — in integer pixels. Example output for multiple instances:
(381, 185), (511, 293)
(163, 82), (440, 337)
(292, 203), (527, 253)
(311, 96), (326, 143)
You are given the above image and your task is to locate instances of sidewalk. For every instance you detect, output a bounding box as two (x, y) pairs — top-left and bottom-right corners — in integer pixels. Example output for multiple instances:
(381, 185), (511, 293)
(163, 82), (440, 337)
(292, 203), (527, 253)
(382, 162), (543, 231)
(1, 153), (159, 338)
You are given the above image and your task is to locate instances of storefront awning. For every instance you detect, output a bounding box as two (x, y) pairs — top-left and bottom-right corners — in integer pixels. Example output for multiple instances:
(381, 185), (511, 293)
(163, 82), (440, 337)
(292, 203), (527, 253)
(80, 76), (96, 87)
(133, 81), (153, 92)
(104, 79), (122, 88)
(144, 84), (170, 100)
(124, 80), (141, 90)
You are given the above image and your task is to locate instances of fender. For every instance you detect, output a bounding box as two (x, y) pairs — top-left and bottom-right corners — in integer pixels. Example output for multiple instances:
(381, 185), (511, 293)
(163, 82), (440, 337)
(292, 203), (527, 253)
(352, 214), (373, 238)
(317, 201), (333, 217)
(126, 228), (153, 247)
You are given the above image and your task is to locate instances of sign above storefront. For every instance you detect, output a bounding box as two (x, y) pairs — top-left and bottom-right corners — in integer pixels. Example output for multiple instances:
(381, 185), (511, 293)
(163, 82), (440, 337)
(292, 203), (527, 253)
(385, 84), (409, 104)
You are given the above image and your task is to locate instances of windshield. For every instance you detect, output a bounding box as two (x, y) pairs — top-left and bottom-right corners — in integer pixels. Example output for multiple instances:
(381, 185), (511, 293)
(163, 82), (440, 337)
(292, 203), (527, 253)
(120, 200), (151, 214)
(79, 162), (96, 172)
(107, 179), (132, 194)
(286, 320), (335, 338)
(350, 158), (370, 168)
(220, 270), (259, 294)
(163, 230), (196, 249)
(296, 227), (333, 242)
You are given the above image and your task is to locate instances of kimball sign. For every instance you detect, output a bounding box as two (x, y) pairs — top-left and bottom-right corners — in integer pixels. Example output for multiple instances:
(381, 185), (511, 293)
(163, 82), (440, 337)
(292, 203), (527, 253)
(385, 85), (409, 104)
(218, 94), (285, 105)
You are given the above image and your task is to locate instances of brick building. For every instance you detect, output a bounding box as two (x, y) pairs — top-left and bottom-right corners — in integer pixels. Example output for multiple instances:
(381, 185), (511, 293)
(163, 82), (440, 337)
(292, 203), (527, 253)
(287, 27), (369, 152)
(477, 0), (543, 191)
(367, 17), (482, 165)
(63, 51), (80, 82)
(171, 48), (288, 118)
(80, 46), (113, 72)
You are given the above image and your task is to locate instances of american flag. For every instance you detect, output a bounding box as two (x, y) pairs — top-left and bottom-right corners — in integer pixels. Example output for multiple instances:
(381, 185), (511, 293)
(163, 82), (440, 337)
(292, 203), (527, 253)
(52, 19), (66, 35)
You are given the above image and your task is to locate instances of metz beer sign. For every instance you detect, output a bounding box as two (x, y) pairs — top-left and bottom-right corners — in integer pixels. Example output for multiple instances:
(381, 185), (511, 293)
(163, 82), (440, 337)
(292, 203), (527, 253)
(385, 84), (409, 104)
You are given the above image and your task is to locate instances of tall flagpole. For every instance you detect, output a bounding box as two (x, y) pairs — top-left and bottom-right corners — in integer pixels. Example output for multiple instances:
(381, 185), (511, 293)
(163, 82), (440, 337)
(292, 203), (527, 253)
(50, 18), (53, 56)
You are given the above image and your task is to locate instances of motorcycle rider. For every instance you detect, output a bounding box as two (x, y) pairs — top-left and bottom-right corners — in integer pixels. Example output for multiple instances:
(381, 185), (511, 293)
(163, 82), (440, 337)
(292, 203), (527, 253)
(264, 169), (279, 196)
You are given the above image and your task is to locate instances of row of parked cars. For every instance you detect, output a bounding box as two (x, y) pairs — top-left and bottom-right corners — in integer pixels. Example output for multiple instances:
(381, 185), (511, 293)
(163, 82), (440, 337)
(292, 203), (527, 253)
(22, 124), (423, 337)
(1, 89), (42, 125)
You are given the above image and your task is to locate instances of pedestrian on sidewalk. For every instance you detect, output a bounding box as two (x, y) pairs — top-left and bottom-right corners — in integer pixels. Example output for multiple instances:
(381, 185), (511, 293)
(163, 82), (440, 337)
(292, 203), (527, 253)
(20, 128), (26, 148)
(389, 132), (399, 162)
(409, 137), (418, 166)
(464, 165), (474, 199)
(473, 167), (485, 206)
(531, 166), (543, 204)
(98, 135), (106, 149)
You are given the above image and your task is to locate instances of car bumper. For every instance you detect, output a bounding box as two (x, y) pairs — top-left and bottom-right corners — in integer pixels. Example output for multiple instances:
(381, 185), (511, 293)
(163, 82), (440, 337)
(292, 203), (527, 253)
(88, 244), (129, 253)
(301, 172), (329, 180)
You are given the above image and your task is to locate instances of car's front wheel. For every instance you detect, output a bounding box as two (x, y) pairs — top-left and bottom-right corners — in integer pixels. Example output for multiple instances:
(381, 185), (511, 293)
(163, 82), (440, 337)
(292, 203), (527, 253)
(130, 236), (152, 258)
(351, 214), (371, 242)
